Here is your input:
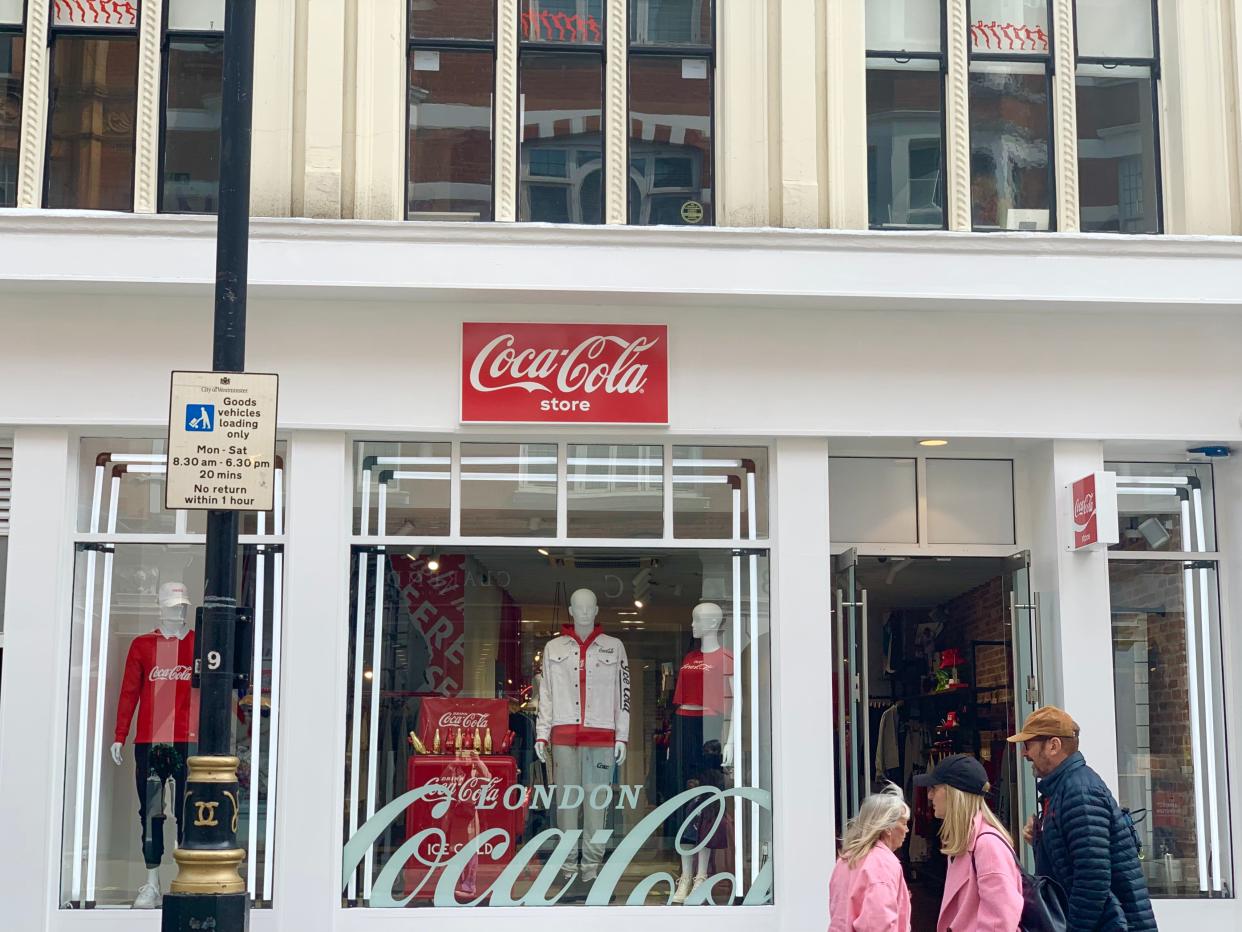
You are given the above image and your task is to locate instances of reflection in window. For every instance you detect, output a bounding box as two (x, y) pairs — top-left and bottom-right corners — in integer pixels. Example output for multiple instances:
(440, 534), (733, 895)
(673, 446), (769, 540)
(521, 0), (603, 44)
(628, 57), (712, 225)
(519, 52), (603, 223)
(1110, 559), (1232, 897)
(341, 544), (773, 907)
(968, 64), (1051, 230)
(0, 35), (22, 208)
(968, 0), (1048, 54)
(46, 36), (139, 211)
(355, 442), (452, 537)
(461, 443), (557, 536)
(629, 0), (712, 46)
(866, 64), (944, 228)
(1108, 462), (1216, 554)
(412, 0), (495, 40)
(408, 49), (495, 220)
(161, 39), (224, 213)
(567, 444), (663, 537)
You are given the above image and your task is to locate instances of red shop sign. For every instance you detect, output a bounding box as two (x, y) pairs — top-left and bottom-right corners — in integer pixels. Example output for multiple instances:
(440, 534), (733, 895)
(1072, 473), (1100, 549)
(461, 322), (669, 424)
(1070, 470), (1118, 551)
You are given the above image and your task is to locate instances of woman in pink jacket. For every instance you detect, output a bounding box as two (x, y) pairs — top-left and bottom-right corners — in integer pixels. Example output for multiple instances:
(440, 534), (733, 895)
(914, 754), (1023, 932)
(828, 783), (911, 932)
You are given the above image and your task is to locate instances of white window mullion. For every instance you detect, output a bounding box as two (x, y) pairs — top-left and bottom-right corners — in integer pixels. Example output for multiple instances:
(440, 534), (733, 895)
(1051, 0), (1080, 231)
(605, 0), (627, 223)
(133, 0), (164, 212)
(495, 0), (520, 221)
(15, 0), (51, 207)
(945, 0), (971, 231)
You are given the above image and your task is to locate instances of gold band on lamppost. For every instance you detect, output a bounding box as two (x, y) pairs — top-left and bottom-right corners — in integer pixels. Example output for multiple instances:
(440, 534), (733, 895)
(171, 849), (247, 895)
(169, 754), (245, 895)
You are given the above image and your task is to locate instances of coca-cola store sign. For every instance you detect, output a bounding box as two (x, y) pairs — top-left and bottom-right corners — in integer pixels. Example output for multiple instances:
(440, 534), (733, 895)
(461, 322), (669, 424)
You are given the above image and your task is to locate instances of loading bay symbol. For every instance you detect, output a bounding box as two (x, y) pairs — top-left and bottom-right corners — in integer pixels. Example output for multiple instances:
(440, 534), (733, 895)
(186, 404), (215, 432)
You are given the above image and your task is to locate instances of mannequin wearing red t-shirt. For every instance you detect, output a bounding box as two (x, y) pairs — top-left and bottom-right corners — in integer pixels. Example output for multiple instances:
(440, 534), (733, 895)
(110, 581), (199, 909)
(670, 601), (734, 904)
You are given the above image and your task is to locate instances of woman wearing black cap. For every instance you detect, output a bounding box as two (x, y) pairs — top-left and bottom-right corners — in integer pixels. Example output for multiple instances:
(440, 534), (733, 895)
(913, 754), (1022, 932)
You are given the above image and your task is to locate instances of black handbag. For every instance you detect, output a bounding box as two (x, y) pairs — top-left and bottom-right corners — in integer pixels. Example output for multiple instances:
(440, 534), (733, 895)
(972, 831), (1068, 932)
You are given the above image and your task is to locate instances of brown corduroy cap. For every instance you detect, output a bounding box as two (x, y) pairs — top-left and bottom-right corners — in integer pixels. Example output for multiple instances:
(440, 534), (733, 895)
(1007, 706), (1080, 743)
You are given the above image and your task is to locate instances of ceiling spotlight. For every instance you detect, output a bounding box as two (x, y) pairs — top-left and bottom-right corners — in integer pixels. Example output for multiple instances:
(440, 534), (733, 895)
(919, 439), (949, 447)
(427, 553), (440, 572)
(634, 599), (644, 609)
(537, 548), (549, 556)
(363, 670), (374, 680)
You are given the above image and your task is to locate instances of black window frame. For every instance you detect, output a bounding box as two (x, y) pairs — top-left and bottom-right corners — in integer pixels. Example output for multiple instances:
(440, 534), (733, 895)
(966, 0), (1057, 232)
(157, 0), (224, 215)
(405, 0), (499, 222)
(626, 0), (716, 226)
(518, 0), (606, 224)
(0, 1), (25, 209)
(1072, 0), (1162, 234)
(864, 0), (948, 231)
(43, 1), (143, 211)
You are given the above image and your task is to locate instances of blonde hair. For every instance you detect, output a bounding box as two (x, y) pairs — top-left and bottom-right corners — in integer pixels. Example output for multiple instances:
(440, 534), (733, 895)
(840, 783), (910, 868)
(937, 784), (1013, 857)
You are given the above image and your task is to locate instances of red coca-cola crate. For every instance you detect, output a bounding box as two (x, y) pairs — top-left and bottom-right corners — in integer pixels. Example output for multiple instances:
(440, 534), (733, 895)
(401, 753), (530, 902)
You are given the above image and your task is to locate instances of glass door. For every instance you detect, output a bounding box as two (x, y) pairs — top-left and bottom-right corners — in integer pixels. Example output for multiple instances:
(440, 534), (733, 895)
(833, 549), (869, 826)
(1005, 551), (1040, 864)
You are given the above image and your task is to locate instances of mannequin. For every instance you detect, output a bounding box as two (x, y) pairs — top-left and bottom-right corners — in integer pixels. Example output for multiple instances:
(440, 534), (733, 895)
(670, 602), (735, 904)
(535, 588), (630, 889)
(111, 581), (198, 909)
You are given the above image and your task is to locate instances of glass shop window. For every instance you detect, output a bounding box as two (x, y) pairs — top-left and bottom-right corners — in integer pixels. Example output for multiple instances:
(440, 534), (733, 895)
(628, 1), (715, 226)
(161, 0), (225, 213)
(339, 543), (773, 907)
(865, 0), (945, 229)
(0, 3), (22, 209)
(967, 0), (1052, 231)
(1075, 0), (1161, 233)
(1108, 460), (1233, 898)
(60, 439), (288, 909)
(519, 2), (604, 223)
(46, 7), (140, 211)
(407, 0), (496, 221)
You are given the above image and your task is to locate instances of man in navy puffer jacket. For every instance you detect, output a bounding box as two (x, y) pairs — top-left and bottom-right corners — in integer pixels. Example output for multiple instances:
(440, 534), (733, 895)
(1009, 707), (1157, 931)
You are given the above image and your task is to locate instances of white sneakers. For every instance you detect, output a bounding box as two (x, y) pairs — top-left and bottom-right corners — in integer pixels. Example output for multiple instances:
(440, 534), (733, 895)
(690, 874), (710, 900)
(133, 883), (162, 909)
(671, 872), (693, 904)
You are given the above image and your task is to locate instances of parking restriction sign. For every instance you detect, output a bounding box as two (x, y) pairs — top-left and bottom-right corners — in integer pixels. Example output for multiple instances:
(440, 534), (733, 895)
(165, 371), (279, 511)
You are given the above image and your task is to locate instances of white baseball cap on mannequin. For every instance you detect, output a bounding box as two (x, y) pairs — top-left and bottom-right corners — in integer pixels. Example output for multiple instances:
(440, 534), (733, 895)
(158, 581), (191, 607)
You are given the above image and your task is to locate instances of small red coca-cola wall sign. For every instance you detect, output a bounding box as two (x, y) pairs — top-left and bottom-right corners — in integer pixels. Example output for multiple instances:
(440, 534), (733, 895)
(1069, 470), (1118, 551)
(1072, 473), (1100, 549)
(461, 322), (669, 424)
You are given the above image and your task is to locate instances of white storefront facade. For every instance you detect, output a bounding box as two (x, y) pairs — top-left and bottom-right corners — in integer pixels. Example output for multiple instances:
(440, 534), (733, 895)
(0, 214), (1240, 932)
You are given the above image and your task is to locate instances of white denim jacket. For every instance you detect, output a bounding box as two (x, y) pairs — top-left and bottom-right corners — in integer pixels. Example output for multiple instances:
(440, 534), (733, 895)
(536, 628), (631, 743)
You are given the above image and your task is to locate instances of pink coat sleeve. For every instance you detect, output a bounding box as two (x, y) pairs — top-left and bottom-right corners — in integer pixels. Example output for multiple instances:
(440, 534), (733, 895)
(972, 834), (1024, 932)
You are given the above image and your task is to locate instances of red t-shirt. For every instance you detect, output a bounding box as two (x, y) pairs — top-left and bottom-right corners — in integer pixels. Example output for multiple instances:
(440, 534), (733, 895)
(673, 648), (734, 717)
(113, 630), (199, 744)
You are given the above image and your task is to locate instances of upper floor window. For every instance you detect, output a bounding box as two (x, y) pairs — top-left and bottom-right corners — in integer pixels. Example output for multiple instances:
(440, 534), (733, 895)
(627, 0), (714, 226)
(45, 0), (139, 210)
(968, 0), (1053, 231)
(1074, 0), (1161, 233)
(864, 0), (946, 229)
(0, 1), (22, 208)
(161, 0), (224, 213)
(519, 1), (603, 223)
(407, 0), (496, 221)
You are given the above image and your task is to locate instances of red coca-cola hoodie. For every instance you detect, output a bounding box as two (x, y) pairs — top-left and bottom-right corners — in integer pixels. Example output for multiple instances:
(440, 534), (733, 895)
(113, 630), (199, 744)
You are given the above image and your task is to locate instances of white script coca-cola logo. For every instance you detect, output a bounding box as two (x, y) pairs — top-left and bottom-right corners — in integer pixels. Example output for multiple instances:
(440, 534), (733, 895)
(437, 774), (504, 807)
(438, 712), (491, 729)
(149, 664), (192, 682)
(1073, 491), (1096, 523)
(468, 333), (657, 396)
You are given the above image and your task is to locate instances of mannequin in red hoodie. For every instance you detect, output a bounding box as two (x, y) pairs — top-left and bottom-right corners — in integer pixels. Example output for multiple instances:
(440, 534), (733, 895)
(110, 581), (199, 909)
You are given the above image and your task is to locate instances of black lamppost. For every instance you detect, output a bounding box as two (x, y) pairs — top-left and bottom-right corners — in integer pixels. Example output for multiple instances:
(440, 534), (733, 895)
(161, 1), (257, 929)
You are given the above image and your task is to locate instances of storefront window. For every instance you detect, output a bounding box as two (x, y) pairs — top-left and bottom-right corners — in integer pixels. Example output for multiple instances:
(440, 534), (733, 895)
(1108, 460), (1233, 898)
(161, 0), (225, 214)
(46, 5), (140, 211)
(865, 1), (945, 229)
(407, 0), (496, 220)
(462, 442), (558, 537)
(0, 16), (22, 209)
(355, 441), (452, 537)
(340, 544), (772, 907)
(567, 444), (663, 538)
(673, 446), (768, 539)
(60, 439), (287, 909)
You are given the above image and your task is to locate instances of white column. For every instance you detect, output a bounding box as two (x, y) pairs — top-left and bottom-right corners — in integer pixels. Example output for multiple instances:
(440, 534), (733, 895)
(945, 0), (971, 231)
(351, 0), (405, 221)
(717, 0), (770, 226)
(252, 0), (298, 217)
(1026, 439), (1119, 791)
(823, 0), (867, 229)
(271, 432), (351, 928)
(0, 428), (75, 932)
(604, 0), (627, 224)
(1051, 0), (1080, 231)
(771, 437), (832, 930)
(778, 0), (822, 228)
(294, 0), (347, 218)
(494, 0), (520, 221)
(133, 0), (164, 213)
(16, 0), (50, 207)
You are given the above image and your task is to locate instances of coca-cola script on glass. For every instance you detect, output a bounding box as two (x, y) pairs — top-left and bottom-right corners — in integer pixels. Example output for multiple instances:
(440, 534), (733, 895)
(461, 322), (669, 424)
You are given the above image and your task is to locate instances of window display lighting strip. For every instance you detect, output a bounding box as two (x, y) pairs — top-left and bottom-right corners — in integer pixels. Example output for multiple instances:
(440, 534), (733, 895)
(375, 456), (451, 466)
(730, 487), (745, 896)
(835, 587), (848, 831)
(107, 453), (168, 464)
(86, 475), (122, 903)
(1116, 476), (1189, 485)
(1116, 487), (1179, 496)
(363, 483), (389, 901)
(347, 471), (372, 902)
(247, 510), (268, 899)
(746, 469), (760, 885)
(1180, 497), (1209, 892)
(263, 470), (286, 904)
(461, 456), (558, 465)
(1193, 488), (1223, 892)
(69, 463), (105, 904)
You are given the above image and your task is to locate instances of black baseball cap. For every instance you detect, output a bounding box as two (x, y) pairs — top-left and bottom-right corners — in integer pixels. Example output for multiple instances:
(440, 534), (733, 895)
(913, 753), (989, 795)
